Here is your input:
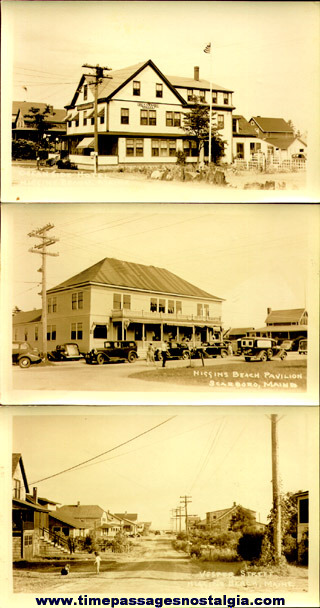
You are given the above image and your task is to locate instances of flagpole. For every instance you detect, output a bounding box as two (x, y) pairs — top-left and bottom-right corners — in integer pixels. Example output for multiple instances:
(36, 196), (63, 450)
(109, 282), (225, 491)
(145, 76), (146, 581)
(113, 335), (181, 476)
(208, 43), (213, 165)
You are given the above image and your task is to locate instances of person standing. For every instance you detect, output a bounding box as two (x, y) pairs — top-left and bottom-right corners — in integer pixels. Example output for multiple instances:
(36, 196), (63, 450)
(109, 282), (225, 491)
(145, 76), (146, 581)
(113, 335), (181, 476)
(94, 551), (101, 574)
(146, 343), (155, 366)
(161, 341), (168, 367)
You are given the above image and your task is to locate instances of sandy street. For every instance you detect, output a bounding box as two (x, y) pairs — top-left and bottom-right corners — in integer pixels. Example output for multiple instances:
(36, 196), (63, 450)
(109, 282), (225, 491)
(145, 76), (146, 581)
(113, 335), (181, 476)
(13, 537), (308, 596)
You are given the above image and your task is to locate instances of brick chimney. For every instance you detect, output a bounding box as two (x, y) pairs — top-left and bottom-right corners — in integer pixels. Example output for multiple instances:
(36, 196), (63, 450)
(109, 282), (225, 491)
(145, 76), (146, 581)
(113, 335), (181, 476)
(77, 501), (80, 507)
(194, 66), (200, 81)
(33, 487), (38, 502)
(267, 307), (272, 315)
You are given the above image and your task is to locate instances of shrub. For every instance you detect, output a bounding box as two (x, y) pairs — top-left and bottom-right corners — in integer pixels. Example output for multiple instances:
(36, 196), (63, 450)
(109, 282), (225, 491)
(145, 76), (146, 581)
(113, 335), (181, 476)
(12, 138), (39, 160)
(237, 531), (264, 561)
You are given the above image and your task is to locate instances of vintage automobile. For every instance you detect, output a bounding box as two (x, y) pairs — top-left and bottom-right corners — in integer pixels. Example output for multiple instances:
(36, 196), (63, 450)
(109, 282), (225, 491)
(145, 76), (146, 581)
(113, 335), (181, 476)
(193, 340), (230, 359)
(154, 341), (191, 361)
(240, 337), (287, 362)
(85, 340), (138, 364)
(298, 339), (308, 355)
(47, 343), (84, 361)
(12, 341), (43, 369)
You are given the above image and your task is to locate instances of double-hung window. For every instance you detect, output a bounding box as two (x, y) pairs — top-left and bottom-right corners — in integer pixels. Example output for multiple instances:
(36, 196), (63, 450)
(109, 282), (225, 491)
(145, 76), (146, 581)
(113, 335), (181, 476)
(126, 138), (144, 157)
(166, 112), (181, 127)
(71, 323), (83, 341)
(83, 84), (88, 101)
(72, 292), (83, 310)
(133, 81), (141, 96)
(156, 83), (163, 98)
(223, 93), (229, 105)
(217, 114), (224, 129)
(121, 108), (129, 124)
(140, 110), (156, 126)
(212, 91), (217, 103)
(47, 325), (56, 341)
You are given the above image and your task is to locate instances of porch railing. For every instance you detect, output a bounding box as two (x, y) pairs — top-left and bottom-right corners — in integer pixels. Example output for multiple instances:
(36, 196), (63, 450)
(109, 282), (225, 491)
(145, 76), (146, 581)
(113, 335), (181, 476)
(111, 309), (221, 325)
(40, 527), (69, 550)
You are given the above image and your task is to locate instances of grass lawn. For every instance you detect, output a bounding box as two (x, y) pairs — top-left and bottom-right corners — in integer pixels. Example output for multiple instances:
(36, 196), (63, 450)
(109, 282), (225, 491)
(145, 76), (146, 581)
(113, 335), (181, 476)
(130, 358), (307, 391)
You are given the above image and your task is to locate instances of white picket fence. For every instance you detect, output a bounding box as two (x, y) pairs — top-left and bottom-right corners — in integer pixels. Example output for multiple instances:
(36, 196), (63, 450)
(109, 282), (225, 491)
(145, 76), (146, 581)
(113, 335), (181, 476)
(234, 158), (306, 172)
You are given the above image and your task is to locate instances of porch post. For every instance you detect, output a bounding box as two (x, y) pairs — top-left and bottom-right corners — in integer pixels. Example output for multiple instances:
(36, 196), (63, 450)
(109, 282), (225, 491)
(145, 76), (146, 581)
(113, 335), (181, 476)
(122, 320), (124, 340)
(160, 323), (164, 341)
(192, 325), (195, 347)
(177, 326), (179, 341)
(142, 323), (145, 345)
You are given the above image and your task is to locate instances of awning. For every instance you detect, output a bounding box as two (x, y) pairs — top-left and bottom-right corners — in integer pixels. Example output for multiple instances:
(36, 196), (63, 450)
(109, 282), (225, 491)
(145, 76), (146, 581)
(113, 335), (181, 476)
(76, 137), (95, 149)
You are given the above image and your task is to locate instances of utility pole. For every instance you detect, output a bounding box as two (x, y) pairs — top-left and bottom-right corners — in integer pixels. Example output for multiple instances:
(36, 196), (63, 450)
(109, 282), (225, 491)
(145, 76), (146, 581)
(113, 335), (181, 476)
(180, 495), (192, 534)
(82, 63), (112, 173)
(271, 414), (282, 563)
(28, 224), (59, 358)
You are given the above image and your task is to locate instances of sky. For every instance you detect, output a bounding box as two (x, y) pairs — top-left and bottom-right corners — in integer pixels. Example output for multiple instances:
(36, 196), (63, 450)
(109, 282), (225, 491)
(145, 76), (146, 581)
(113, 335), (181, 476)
(9, 406), (317, 529)
(4, 0), (320, 136)
(4, 202), (319, 329)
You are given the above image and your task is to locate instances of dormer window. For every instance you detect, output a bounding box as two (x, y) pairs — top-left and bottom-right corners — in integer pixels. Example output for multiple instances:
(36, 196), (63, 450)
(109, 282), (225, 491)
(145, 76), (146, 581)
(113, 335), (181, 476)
(133, 81), (141, 96)
(223, 93), (229, 105)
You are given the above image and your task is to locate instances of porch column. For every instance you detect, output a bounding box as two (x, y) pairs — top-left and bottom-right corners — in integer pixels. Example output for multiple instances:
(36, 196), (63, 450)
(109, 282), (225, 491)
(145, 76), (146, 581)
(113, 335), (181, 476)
(122, 320), (124, 340)
(142, 323), (145, 345)
(176, 326), (179, 341)
(192, 325), (195, 346)
(206, 327), (209, 341)
(160, 323), (164, 341)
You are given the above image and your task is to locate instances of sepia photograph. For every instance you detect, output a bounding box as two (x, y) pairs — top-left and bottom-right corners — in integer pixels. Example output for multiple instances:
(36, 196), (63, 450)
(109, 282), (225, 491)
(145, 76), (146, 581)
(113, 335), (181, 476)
(2, 0), (320, 203)
(0, 405), (319, 607)
(1, 202), (319, 405)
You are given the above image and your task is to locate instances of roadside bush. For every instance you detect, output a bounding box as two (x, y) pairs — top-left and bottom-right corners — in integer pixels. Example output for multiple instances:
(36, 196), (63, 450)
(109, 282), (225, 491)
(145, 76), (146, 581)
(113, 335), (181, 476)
(172, 539), (189, 552)
(12, 138), (39, 160)
(237, 531), (264, 561)
(200, 545), (239, 562)
(176, 531), (188, 541)
(112, 530), (131, 553)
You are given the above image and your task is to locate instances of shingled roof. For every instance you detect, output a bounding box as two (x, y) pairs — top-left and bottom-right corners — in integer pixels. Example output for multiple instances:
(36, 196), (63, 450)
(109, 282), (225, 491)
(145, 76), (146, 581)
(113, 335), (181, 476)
(265, 308), (306, 324)
(233, 115), (257, 137)
(12, 309), (42, 325)
(250, 117), (294, 134)
(48, 257), (223, 301)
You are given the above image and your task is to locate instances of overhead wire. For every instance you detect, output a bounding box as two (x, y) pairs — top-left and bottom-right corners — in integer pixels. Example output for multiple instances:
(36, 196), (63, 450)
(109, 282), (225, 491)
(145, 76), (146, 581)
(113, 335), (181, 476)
(30, 415), (176, 485)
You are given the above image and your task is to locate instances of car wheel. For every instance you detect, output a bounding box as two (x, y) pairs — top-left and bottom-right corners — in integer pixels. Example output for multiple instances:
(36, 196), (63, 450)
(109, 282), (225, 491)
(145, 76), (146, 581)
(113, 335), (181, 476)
(127, 351), (137, 363)
(280, 351), (287, 360)
(96, 354), (105, 365)
(260, 350), (268, 362)
(244, 357), (251, 362)
(19, 356), (31, 369)
(266, 348), (273, 360)
(47, 353), (54, 361)
(181, 350), (189, 360)
(156, 352), (163, 361)
(220, 349), (228, 358)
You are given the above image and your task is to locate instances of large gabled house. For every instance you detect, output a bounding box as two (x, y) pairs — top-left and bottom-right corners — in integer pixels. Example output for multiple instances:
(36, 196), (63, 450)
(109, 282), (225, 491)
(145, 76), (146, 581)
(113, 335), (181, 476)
(12, 101), (67, 145)
(202, 502), (265, 533)
(12, 309), (43, 345)
(43, 256), (224, 354)
(65, 59), (234, 168)
(248, 116), (307, 162)
(251, 307), (308, 346)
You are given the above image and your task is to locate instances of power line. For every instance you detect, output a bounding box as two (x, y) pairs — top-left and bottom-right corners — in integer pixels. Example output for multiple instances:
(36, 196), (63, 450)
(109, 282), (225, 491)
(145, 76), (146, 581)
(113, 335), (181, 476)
(30, 416), (176, 485)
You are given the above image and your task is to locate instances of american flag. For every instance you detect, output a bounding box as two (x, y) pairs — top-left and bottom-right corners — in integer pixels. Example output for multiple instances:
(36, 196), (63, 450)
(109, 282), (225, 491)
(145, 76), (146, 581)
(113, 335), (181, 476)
(203, 43), (211, 54)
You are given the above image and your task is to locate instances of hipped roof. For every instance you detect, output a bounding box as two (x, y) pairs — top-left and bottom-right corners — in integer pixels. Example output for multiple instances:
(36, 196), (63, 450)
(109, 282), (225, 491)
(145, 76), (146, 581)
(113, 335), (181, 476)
(48, 257), (223, 301)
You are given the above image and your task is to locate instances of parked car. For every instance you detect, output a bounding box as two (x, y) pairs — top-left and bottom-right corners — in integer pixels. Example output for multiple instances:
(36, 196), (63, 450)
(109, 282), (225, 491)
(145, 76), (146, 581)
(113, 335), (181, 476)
(240, 337), (287, 362)
(193, 340), (230, 359)
(47, 343), (84, 361)
(154, 341), (190, 361)
(279, 339), (294, 351)
(12, 341), (43, 369)
(85, 340), (138, 364)
(298, 339), (308, 355)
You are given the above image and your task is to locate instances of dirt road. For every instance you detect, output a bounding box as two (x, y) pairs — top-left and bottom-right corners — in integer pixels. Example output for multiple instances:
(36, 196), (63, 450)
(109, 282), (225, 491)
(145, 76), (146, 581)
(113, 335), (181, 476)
(13, 537), (308, 595)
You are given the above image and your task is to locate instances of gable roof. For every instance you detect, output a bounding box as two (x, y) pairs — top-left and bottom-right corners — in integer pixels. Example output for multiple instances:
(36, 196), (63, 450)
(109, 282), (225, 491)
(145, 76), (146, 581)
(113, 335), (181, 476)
(232, 115), (257, 137)
(13, 309), (42, 325)
(12, 102), (66, 124)
(49, 511), (83, 528)
(265, 308), (306, 324)
(55, 505), (105, 521)
(12, 453), (29, 492)
(68, 59), (187, 108)
(48, 257), (223, 301)
(114, 513), (138, 522)
(207, 504), (256, 521)
(250, 117), (294, 134)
